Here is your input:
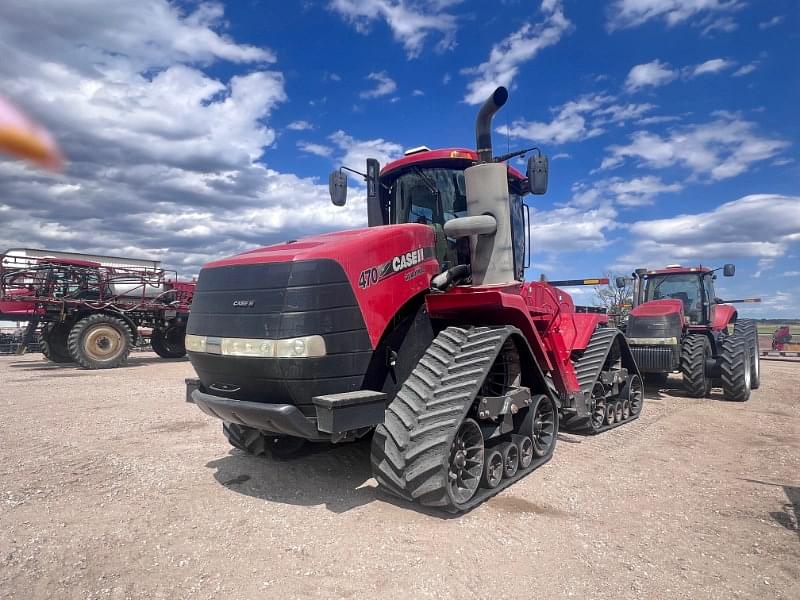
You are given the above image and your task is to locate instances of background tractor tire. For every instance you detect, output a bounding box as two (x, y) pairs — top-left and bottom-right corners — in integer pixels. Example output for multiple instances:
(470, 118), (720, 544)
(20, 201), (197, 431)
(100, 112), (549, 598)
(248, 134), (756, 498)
(681, 335), (712, 397)
(223, 423), (305, 458)
(151, 326), (187, 358)
(734, 319), (760, 390)
(67, 313), (132, 369)
(41, 322), (74, 363)
(719, 335), (751, 402)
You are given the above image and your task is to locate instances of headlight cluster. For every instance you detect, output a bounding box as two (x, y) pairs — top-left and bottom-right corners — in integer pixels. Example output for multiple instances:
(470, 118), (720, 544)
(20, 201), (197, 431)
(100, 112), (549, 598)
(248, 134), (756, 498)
(185, 334), (326, 358)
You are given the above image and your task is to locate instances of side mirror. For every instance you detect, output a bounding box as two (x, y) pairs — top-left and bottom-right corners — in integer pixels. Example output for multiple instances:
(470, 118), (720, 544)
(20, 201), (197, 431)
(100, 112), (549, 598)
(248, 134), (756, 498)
(443, 215), (497, 238)
(723, 263), (735, 277)
(615, 276), (626, 289)
(527, 154), (548, 195)
(329, 170), (347, 206)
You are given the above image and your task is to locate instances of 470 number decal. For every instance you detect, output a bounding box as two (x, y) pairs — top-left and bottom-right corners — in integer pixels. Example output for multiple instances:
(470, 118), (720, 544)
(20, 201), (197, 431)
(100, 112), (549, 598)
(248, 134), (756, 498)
(358, 247), (431, 289)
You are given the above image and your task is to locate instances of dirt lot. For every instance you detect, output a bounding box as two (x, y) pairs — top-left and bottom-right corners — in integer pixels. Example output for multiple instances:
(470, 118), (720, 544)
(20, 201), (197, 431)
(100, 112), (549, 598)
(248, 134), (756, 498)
(1, 352), (798, 600)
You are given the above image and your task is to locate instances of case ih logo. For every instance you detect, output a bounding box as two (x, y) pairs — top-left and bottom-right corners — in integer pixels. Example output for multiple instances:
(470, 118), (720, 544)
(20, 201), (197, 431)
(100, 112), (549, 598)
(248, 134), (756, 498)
(359, 247), (432, 289)
(232, 299), (255, 307)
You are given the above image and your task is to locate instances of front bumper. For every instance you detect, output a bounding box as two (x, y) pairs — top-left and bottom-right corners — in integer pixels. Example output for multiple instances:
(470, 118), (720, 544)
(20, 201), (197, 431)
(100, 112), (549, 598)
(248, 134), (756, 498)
(187, 378), (386, 442)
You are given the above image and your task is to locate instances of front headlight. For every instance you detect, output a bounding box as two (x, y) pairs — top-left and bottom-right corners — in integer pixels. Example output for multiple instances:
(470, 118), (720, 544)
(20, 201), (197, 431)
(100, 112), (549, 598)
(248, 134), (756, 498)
(185, 334), (326, 358)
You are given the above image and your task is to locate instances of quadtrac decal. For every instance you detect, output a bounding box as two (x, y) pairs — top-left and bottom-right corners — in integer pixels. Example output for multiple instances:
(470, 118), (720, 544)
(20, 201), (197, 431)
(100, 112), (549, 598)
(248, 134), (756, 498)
(358, 247), (434, 289)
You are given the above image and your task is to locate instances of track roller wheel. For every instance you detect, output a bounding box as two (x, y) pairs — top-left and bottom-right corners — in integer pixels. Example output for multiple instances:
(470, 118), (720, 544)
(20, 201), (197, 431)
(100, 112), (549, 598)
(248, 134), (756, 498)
(513, 435), (533, 469)
(614, 401), (624, 423)
(481, 448), (503, 489)
(622, 399), (631, 420)
(605, 402), (616, 425)
(499, 442), (519, 479)
(589, 382), (607, 431)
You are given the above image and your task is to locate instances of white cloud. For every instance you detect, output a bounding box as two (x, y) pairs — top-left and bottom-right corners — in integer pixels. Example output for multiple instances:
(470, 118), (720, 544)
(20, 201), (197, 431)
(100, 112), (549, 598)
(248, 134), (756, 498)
(287, 120), (315, 131)
(532, 203), (618, 253)
(411, 89), (425, 96)
(625, 60), (677, 92)
(636, 115), (682, 125)
(462, 0), (571, 105)
(607, 0), (742, 30)
(328, 130), (403, 169)
(328, 0), (460, 58)
(552, 153), (571, 160)
(497, 93), (654, 146)
(699, 15), (738, 36)
(571, 175), (682, 207)
(782, 271), (800, 277)
(759, 15), (784, 29)
(733, 62), (758, 77)
(360, 71), (398, 98)
(0, 1), (367, 276)
(691, 58), (735, 76)
(297, 141), (334, 157)
(625, 194), (800, 264)
(600, 116), (789, 180)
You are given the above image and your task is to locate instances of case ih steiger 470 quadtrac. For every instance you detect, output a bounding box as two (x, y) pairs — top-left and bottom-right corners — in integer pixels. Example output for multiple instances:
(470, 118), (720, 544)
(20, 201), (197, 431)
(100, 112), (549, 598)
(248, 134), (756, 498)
(0, 251), (194, 368)
(185, 87), (642, 513)
(619, 265), (761, 401)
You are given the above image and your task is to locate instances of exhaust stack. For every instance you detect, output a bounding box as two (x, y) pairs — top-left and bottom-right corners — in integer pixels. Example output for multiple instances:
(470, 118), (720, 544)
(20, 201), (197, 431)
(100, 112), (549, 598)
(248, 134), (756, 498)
(475, 86), (508, 163)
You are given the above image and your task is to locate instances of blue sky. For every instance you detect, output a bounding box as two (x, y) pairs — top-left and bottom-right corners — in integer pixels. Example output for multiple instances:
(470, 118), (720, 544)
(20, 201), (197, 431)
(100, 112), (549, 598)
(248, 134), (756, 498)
(0, 0), (798, 317)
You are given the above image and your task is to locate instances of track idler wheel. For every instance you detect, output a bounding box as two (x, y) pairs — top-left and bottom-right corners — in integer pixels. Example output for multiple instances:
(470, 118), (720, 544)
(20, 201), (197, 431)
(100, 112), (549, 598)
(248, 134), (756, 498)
(500, 442), (519, 479)
(481, 447), (503, 489)
(513, 434), (534, 469)
(624, 375), (644, 417)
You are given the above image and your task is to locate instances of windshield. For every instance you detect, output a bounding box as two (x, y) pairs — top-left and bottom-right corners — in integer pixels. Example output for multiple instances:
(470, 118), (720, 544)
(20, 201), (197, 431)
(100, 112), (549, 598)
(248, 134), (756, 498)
(643, 274), (704, 322)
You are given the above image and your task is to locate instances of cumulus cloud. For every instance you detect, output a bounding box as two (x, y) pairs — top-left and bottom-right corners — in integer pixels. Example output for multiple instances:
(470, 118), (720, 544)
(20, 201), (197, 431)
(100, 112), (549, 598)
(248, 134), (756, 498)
(359, 71), (398, 99)
(297, 141), (334, 157)
(287, 120), (315, 131)
(733, 62), (758, 77)
(328, 0), (460, 58)
(625, 60), (678, 92)
(572, 176), (683, 207)
(607, 0), (743, 31)
(462, 0), (572, 105)
(497, 93), (654, 146)
(0, 1), (364, 276)
(759, 15), (784, 29)
(328, 130), (403, 169)
(624, 194), (800, 264)
(600, 116), (789, 180)
(532, 203), (619, 253)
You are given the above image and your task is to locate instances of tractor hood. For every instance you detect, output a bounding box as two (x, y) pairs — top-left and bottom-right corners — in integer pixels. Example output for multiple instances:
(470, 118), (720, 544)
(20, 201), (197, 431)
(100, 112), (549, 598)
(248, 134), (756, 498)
(192, 224), (440, 349)
(630, 299), (685, 319)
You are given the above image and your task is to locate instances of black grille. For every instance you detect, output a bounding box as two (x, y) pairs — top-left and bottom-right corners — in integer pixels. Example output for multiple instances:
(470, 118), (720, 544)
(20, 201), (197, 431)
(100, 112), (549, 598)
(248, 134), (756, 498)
(630, 345), (678, 373)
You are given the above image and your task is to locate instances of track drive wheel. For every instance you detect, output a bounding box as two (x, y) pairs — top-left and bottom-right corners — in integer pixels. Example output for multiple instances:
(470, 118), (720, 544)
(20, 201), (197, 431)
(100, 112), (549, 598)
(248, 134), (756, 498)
(734, 319), (760, 390)
(720, 335), (751, 402)
(67, 313), (132, 369)
(41, 322), (74, 363)
(151, 325), (187, 358)
(681, 334), (712, 397)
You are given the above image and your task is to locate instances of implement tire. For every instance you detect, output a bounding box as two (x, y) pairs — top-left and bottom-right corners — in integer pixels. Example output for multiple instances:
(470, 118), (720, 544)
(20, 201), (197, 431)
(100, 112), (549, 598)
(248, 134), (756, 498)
(680, 335), (711, 397)
(734, 319), (760, 389)
(41, 322), (74, 363)
(151, 326), (187, 358)
(67, 313), (132, 369)
(720, 335), (751, 402)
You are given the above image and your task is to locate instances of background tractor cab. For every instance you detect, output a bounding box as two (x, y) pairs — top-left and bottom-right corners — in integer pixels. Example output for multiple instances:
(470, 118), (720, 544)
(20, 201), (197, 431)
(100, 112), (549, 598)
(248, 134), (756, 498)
(618, 263), (761, 401)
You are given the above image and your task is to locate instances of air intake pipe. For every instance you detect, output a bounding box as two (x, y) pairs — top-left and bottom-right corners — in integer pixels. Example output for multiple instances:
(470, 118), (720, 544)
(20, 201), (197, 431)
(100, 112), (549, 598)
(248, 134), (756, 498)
(475, 86), (508, 163)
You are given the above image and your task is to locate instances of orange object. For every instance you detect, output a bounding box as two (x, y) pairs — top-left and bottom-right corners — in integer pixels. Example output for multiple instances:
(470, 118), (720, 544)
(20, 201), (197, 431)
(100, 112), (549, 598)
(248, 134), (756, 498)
(0, 96), (63, 170)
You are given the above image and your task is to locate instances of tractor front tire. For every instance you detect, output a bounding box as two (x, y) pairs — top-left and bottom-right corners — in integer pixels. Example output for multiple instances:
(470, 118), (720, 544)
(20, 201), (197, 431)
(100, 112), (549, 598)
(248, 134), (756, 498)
(151, 326), (187, 358)
(41, 322), (74, 363)
(734, 319), (760, 390)
(681, 335), (711, 397)
(67, 313), (132, 369)
(720, 335), (751, 402)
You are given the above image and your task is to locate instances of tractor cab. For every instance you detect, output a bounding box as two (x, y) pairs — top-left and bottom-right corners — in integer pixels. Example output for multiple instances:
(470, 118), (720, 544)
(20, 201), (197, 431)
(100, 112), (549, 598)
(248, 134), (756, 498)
(633, 266), (722, 326)
(329, 147), (541, 279)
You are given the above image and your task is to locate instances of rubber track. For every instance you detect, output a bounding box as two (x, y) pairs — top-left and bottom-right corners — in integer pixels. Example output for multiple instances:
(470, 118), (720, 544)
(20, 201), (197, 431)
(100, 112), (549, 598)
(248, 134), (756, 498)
(719, 335), (750, 401)
(370, 326), (554, 513)
(565, 327), (642, 434)
(680, 334), (709, 397)
(734, 319), (760, 390)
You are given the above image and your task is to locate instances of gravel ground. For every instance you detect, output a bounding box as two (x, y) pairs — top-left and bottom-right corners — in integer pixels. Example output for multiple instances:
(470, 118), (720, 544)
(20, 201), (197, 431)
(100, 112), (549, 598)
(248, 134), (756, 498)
(1, 352), (798, 600)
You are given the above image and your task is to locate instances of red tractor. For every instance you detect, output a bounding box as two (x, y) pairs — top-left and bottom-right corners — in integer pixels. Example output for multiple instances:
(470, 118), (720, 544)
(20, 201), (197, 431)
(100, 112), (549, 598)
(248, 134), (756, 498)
(772, 326), (800, 351)
(619, 265), (760, 401)
(0, 252), (194, 368)
(185, 87), (642, 513)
